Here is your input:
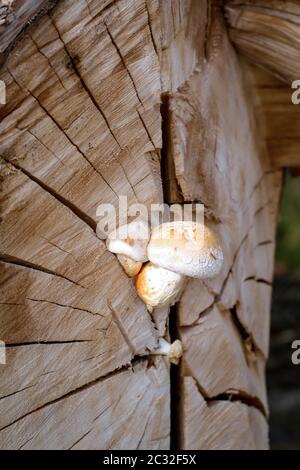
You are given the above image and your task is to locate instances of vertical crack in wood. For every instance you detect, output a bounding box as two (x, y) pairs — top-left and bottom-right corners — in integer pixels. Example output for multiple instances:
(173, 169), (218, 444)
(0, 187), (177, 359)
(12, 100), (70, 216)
(160, 92), (183, 204)
(169, 305), (181, 450)
(160, 92), (182, 450)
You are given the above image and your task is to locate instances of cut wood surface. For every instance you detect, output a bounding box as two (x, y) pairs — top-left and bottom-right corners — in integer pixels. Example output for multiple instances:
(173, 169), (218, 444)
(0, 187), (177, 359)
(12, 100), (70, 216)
(0, 358), (170, 450)
(0, 0), (165, 449)
(0, 0), (285, 449)
(0, 0), (57, 63)
(225, 0), (300, 84)
(160, 2), (282, 449)
(182, 377), (268, 450)
(225, 1), (300, 168)
(244, 62), (300, 168)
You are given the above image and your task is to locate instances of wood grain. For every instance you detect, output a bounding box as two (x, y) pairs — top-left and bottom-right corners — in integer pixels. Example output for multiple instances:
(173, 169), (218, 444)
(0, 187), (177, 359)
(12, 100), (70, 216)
(0, 0), (165, 449)
(0, 0), (286, 449)
(226, 0), (300, 84)
(244, 62), (300, 168)
(160, 2), (283, 449)
(0, 358), (170, 450)
(181, 377), (268, 450)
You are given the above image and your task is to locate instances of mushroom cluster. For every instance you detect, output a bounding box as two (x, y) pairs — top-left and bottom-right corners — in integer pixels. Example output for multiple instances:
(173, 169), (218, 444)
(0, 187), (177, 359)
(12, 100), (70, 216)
(106, 219), (223, 311)
(106, 219), (223, 364)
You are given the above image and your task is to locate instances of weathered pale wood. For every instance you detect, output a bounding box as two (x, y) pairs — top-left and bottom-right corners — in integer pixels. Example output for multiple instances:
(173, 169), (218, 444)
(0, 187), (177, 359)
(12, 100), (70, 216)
(0, 0), (286, 450)
(225, 0), (300, 84)
(244, 62), (300, 168)
(160, 2), (283, 449)
(160, 0), (207, 94)
(181, 377), (268, 450)
(0, 358), (170, 450)
(0, 0), (166, 449)
(180, 306), (268, 413)
(0, 0), (57, 63)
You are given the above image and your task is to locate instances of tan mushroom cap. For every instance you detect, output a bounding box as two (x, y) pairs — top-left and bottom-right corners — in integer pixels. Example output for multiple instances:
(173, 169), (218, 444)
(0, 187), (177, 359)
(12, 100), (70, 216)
(135, 262), (185, 308)
(106, 220), (149, 262)
(147, 221), (223, 279)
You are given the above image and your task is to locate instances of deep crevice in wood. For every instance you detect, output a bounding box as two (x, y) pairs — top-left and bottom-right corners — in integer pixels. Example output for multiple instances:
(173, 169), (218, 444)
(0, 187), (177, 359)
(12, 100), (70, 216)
(189, 375), (267, 418)
(145, 0), (158, 56)
(0, 383), (37, 401)
(136, 108), (160, 158)
(50, 16), (121, 152)
(243, 276), (272, 287)
(256, 278), (272, 286)
(207, 390), (267, 418)
(169, 305), (181, 450)
(160, 91), (182, 449)
(0, 355), (154, 434)
(229, 304), (260, 362)
(0, 156), (97, 232)
(26, 297), (105, 317)
(0, 255), (84, 288)
(160, 92), (183, 204)
(5, 340), (92, 347)
(5, 64), (120, 201)
(256, 240), (273, 247)
(0, 0), (59, 66)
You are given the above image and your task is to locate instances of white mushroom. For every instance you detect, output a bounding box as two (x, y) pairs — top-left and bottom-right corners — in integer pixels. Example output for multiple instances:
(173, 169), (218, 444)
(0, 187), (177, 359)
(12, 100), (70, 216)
(147, 221), (223, 279)
(151, 338), (183, 365)
(117, 254), (142, 278)
(106, 219), (150, 262)
(135, 262), (185, 311)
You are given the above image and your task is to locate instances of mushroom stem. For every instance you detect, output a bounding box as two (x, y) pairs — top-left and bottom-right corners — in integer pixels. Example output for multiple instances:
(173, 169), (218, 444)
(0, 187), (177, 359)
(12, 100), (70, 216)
(117, 254), (142, 277)
(106, 220), (150, 262)
(151, 338), (183, 365)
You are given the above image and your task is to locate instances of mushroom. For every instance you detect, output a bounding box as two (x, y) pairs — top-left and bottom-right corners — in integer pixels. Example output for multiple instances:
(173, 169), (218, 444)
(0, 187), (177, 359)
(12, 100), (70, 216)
(106, 219), (150, 262)
(135, 262), (185, 312)
(147, 221), (223, 279)
(151, 338), (183, 365)
(106, 220), (150, 277)
(117, 254), (143, 278)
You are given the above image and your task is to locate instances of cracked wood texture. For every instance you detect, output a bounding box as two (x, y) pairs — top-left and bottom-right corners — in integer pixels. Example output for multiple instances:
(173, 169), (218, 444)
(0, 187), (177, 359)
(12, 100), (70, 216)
(225, 0), (300, 84)
(0, 0), (283, 450)
(225, 1), (300, 169)
(0, 1), (57, 63)
(245, 61), (300, 169)
(160, 2), (282, 449)
(0, 0), (167, 449)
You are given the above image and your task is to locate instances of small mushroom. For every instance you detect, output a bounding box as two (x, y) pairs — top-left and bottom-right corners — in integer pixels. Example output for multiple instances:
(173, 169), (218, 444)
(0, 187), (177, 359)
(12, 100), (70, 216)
(117, 254), (143, 277)
(147, 221), (223, 279)
(135, 262), (185, 311)
(151, 338), (183, 365)
(106, 220), (150, 262)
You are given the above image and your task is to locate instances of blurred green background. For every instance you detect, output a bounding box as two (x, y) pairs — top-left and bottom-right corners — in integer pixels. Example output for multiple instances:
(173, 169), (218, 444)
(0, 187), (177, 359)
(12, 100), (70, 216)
(276, 173), (300, 277)
(268, 172), (300, 449)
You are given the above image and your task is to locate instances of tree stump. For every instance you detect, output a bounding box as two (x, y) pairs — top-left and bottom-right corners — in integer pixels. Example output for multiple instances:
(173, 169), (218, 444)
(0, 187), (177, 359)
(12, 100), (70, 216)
(0, 0), (287, 449)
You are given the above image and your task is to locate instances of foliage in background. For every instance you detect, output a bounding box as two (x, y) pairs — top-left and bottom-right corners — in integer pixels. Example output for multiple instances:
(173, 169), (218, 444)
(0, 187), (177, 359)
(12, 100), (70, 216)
(269, 172), (300, 449)
(276, 173), (300, 274)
